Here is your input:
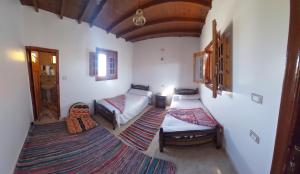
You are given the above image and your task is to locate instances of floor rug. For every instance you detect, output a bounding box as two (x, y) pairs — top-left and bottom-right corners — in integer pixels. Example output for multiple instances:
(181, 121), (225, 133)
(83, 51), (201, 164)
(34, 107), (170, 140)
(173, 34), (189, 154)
(15, 122), (176, 174)
(120, 107), (166, 151)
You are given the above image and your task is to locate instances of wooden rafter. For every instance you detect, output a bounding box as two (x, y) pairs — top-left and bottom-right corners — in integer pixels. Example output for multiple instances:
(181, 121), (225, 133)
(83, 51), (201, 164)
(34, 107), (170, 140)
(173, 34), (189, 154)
(131, 33), (200, 42)
(59, 0), (66, 19)
(78, 0), (93, 24)
(126, 29), (201, 41)
(90, 0), (107, 27)
(107, 0), (211, 32)
(116, 17), (205, 38)
(20, 0), (25, 5)
(32, 0), (39, 12)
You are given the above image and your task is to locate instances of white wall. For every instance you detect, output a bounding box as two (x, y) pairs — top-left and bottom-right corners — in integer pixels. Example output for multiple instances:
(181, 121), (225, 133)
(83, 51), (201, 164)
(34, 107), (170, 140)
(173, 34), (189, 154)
(0, 1), (133, 173)
(0, 0), (33, 173)
(199, 0), (289, 174)
(21, 6), (133, 117)
(132, 37), (200, 94)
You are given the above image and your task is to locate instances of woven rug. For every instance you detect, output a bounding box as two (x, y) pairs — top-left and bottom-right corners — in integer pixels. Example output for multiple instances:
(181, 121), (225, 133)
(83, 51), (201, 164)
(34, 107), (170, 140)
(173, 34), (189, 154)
(120, 107), (166, 151)
(15, 122), (176, 174)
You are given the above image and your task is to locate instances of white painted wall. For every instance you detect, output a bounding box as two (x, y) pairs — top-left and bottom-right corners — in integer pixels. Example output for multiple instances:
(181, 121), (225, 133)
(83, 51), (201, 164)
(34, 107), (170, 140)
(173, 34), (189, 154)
(199, 0), (289, 173)
(0, 1), (133, 173)
(0, 0), (33, 173)
(132, 37), (200, 94)
(21, 6), (133, 117)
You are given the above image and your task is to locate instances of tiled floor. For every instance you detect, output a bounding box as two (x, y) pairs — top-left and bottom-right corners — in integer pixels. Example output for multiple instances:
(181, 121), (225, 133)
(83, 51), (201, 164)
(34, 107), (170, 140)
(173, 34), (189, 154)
(93, 106), (237, 174)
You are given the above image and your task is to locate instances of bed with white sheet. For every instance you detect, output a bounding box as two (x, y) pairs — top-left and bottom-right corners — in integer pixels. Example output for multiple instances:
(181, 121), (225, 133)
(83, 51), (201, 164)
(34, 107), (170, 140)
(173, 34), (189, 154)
(159, 88), (222, 152)
(94, 84), (152, 130)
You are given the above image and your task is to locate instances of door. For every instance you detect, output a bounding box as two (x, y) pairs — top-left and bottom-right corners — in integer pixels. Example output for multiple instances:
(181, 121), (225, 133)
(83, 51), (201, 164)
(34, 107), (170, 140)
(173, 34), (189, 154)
(271, 0), (300, 173)
(30, 51), (41, 116)
(26, 47), (60, 121)
(287, 112), (300, 173)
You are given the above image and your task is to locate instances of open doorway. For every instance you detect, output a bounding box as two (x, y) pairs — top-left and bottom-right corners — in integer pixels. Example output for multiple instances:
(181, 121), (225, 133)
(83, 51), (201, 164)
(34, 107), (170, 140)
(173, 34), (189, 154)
(271, 0), (300, 173)
(26, 46), (60, 122)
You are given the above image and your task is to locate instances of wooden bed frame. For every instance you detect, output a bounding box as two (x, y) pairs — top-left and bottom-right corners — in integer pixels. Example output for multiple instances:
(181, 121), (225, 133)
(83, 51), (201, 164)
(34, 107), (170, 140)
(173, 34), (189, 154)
(159, 88), (223, 152)
(94, 84), (150, 130)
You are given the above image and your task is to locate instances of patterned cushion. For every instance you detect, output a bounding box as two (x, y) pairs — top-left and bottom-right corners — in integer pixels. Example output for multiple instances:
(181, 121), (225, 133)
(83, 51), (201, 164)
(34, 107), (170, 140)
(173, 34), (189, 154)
(69, 104), (90, 118)
(65, 103), (97, 134)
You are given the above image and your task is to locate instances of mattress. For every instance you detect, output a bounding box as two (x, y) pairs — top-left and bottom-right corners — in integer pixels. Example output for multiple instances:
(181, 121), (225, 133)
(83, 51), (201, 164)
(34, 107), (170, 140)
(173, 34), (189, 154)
(161, 96), (214, 132)
(97, 93), (149, 126)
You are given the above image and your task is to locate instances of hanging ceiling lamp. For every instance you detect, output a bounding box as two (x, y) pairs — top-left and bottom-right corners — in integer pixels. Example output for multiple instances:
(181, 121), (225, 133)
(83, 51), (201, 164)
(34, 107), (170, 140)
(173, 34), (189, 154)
(133, 0), (146, 26)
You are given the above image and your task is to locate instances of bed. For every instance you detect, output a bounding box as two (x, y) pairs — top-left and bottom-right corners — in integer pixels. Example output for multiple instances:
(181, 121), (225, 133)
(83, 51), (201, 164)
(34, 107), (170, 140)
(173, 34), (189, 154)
(94, 84), (152, 130)
(159, 88), (223, 152)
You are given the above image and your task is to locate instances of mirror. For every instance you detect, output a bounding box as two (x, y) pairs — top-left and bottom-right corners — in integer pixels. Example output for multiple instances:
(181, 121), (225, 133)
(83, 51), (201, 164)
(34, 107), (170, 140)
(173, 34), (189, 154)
(193, 51), (207, 83)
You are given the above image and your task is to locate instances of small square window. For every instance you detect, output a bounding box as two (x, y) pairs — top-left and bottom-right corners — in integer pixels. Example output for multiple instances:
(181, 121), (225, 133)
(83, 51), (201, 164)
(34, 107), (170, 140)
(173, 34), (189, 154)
(90, 48), (118, 81)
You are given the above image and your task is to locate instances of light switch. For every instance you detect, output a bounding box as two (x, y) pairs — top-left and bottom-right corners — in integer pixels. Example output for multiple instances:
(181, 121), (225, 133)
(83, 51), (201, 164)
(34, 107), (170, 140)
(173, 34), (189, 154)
(250, 129), (260, 144)
(251, 93), (263, 104)
(62, 76), (67, 80)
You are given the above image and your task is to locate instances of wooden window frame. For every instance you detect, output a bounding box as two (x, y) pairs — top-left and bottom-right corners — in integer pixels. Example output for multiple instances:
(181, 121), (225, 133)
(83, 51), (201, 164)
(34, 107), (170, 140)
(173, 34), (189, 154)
(90, 48), (118, 81)
(200, 20), (232, 98)
(193, 51), (206, 83)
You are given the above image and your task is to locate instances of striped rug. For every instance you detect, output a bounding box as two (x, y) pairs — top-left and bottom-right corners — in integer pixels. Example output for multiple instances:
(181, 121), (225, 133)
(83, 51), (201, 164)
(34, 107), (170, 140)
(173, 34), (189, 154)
(15, 122), (176, 174)
(120, 107), (166, 151)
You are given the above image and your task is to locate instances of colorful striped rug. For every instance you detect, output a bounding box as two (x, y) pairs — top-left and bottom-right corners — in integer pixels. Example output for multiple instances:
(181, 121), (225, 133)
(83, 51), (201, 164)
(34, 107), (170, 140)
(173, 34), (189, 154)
(120, 107), (166, 151)
(15, 122), (176, 174)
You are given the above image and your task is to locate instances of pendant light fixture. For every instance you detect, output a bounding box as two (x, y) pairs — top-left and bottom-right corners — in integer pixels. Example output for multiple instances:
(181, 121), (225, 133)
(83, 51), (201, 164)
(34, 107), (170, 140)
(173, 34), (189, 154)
(133, 0), (146, 26)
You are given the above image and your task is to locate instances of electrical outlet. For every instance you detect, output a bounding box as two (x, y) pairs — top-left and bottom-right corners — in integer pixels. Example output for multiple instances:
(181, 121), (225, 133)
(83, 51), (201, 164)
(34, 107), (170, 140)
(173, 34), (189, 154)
(62, 76), (67, 80)
(250, 130), (260, 144)
(251, 93), (263, 104)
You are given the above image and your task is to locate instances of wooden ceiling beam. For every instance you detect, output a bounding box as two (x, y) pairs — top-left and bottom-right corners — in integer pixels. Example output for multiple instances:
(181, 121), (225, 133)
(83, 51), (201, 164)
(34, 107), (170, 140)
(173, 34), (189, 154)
(59, 0), (66, 19)
(131, 33), (200, 42)
(116, 17), (205, 38)
(19, 0), (25, 5)
(32, 0), (39, 12)
(126, 29), (201, 41)
(90, 0), (107, 27)
(107, 0), (211, 32)
(78, 0), (93, 24)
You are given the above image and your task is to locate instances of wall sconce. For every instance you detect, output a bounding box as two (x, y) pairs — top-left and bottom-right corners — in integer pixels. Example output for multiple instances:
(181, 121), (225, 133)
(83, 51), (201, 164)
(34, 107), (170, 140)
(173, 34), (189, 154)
(31, 51), (38, 63)
(52, 55), (57, 64)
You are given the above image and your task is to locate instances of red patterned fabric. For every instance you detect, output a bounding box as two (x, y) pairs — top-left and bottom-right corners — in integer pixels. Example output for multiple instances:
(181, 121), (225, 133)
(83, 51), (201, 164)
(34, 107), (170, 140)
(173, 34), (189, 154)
(167, 108), (218, 127)
(69, 107), (90, 118)
(104, 95), (126, 113)
(66, 103), (97, 134)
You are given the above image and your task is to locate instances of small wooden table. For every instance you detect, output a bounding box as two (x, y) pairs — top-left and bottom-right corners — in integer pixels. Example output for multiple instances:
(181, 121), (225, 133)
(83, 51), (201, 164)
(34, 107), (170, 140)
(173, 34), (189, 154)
(155, 93), (167, 109)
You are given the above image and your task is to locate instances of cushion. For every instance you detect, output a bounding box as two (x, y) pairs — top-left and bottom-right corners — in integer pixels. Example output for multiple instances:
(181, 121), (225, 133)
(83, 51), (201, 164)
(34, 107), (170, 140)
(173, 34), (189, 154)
(65, 116), (97, 134)
(180, 94), (201, 100)
(128, 88), (152, 98)
(66, 102), (97, 134)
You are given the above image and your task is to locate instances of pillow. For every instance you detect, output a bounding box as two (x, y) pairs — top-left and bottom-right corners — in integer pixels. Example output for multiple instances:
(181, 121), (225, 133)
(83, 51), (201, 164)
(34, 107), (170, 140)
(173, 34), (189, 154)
(172, 94), (200, 101)
(128, 88), (152, 97)
(66, 102), (97, 134)
(65, 116), (97, 134)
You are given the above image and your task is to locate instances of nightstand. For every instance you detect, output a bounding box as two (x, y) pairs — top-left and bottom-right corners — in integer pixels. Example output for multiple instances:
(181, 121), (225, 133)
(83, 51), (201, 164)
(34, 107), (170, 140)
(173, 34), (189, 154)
(155, 93), (167, 109)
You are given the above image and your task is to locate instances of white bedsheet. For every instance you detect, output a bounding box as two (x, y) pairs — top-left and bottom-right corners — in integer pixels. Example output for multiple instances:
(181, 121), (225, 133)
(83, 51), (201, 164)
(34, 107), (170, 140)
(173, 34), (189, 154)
(161, 96), (214, 132)
(97, 93), (149, 126)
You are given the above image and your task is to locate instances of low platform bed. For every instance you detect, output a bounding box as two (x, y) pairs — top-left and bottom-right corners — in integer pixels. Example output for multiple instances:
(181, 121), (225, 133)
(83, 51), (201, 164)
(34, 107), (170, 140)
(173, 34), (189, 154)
(94, 84), (151, 130)
(159, 88), (223, 152)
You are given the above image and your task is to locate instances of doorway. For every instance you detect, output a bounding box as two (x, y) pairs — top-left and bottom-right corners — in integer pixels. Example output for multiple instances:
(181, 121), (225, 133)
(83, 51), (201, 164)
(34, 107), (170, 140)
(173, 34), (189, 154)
(26, 46), (60, 122)
(271, 0), (300, 173)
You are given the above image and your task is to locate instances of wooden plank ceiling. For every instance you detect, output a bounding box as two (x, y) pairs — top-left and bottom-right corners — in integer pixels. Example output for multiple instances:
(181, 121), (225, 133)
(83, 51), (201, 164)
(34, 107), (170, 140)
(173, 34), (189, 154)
(20, 0), (212, 42)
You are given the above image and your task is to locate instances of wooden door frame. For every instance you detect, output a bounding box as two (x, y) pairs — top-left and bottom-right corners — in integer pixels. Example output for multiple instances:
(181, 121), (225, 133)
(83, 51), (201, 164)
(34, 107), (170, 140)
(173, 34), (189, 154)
(25, 46), (61, 121)
(271, 0), (300, 173)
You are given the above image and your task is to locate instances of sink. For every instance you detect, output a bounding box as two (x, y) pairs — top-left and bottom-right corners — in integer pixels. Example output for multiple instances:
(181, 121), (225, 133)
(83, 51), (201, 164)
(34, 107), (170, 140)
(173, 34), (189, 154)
(41, 83), (56, 90)
(41, 82), (56, 103)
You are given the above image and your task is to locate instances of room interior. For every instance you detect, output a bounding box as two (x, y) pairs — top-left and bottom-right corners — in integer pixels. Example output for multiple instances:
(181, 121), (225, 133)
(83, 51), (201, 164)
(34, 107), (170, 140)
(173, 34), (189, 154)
(0, 0), (297, 174)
